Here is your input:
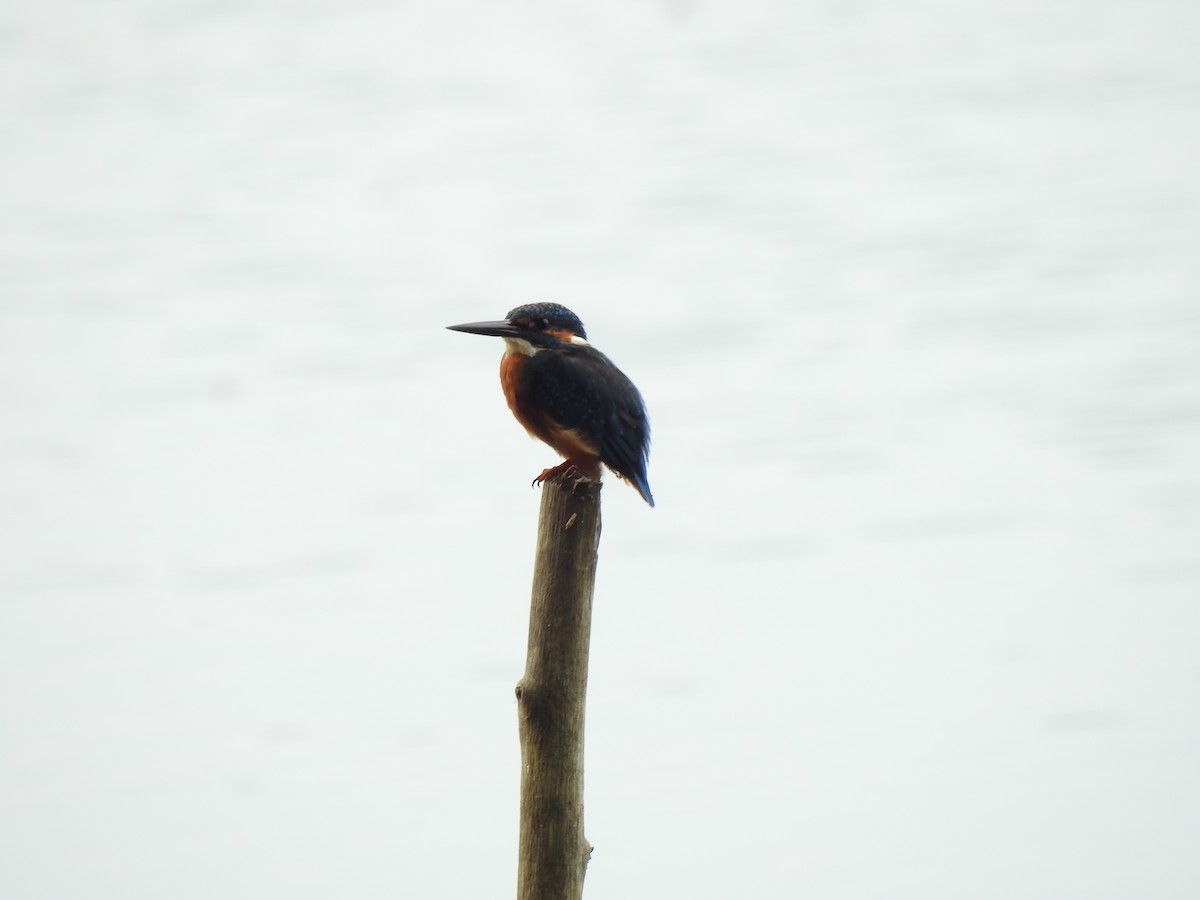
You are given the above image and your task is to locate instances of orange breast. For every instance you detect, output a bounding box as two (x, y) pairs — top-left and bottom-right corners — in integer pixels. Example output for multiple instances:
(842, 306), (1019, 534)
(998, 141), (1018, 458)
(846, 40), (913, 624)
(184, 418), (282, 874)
(498, 350), (601, 476)
(500, 352), (539, 436)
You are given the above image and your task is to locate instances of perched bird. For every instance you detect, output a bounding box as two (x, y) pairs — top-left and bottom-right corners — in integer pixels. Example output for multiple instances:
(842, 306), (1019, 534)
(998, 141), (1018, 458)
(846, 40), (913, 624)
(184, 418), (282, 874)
(447, 303), (654, 506)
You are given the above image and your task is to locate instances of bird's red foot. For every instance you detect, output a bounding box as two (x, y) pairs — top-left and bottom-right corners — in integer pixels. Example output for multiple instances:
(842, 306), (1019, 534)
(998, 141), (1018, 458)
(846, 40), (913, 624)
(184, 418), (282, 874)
(532, 461), (579, 489)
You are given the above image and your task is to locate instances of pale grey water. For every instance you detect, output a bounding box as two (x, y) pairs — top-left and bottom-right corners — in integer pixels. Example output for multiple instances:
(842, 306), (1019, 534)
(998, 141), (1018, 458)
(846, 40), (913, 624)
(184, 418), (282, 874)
(2, 1), (1199, 898)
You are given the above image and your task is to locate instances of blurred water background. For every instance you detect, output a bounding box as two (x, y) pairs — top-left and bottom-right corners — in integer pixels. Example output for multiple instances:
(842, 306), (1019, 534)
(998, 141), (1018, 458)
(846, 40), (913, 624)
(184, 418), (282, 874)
(2, 1), (1199, 897)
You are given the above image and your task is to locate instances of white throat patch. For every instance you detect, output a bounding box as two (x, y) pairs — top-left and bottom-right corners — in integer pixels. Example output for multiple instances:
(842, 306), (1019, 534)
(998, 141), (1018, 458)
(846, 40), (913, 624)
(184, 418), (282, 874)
(503, 334), (589, 355)
(503, 337), (540, 356)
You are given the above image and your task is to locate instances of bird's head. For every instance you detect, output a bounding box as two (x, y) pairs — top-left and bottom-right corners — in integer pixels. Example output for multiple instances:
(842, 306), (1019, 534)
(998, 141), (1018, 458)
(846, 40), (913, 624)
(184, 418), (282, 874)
(447, 303), (590, 356)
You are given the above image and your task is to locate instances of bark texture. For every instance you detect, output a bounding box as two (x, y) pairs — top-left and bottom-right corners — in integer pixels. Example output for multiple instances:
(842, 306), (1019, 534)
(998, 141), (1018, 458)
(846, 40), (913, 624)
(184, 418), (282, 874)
(515, 476), (602, 900)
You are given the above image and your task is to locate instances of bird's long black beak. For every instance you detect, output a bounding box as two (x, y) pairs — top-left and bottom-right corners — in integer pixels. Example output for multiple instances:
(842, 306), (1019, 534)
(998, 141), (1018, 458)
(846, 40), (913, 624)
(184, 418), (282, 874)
(446, 319), (523, 338)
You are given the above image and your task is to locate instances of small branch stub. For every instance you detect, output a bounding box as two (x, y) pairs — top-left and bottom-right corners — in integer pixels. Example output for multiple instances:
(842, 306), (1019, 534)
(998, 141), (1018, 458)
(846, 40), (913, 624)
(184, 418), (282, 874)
(516, 474), (602, 900)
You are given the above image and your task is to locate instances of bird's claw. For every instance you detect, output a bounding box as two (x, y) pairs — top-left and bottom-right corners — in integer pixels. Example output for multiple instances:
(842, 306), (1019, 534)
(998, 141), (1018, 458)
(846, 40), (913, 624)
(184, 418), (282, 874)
(532, 461), (580, 489)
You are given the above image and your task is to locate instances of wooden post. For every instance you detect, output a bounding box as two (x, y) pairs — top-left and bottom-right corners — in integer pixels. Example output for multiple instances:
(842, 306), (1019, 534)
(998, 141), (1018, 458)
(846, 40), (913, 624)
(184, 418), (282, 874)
(515, 476), (602, 900)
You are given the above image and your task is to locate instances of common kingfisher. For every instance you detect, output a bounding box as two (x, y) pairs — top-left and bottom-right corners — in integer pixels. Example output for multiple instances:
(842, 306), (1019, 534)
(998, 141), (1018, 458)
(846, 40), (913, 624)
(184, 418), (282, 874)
(447, 303), (654, 507)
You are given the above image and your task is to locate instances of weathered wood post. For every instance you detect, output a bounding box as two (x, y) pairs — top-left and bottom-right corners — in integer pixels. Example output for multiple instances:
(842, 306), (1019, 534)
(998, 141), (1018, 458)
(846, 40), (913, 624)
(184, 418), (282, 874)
(515, 475), (602, 900)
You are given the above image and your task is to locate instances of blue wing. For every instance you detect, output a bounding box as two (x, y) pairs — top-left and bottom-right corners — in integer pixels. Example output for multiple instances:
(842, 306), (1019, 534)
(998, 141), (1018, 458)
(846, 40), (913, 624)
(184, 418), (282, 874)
(522, 347), (654, 506)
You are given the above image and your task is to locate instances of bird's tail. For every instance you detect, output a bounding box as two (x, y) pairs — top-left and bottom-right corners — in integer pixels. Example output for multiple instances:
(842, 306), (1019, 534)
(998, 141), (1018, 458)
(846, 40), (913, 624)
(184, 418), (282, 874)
(628, 470), (655, 507)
